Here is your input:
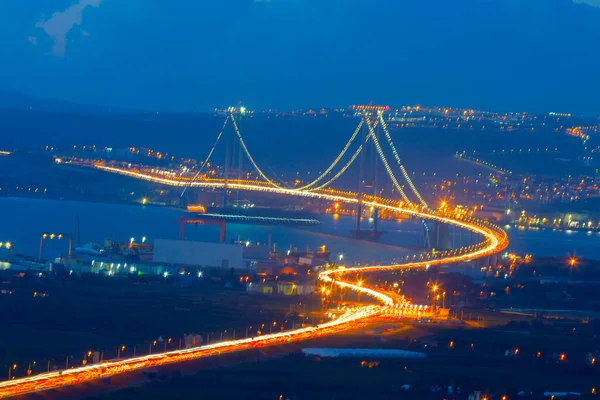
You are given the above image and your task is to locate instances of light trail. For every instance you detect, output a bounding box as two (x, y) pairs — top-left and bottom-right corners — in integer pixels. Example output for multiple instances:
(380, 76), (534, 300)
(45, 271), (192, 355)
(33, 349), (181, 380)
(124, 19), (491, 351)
(0, 167), (508, 398)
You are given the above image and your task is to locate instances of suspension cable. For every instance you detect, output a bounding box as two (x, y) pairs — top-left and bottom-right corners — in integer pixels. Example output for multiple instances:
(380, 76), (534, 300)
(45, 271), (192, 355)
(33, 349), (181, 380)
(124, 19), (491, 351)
(365, 116), (414, 207)
(181, 115), (230, 198)
(230, 112), (283, 188)
(378, 112), (429, 209)
(296, 119), (365, 190)
(307, 117), (381, 191)
(309, 129), (370, 191)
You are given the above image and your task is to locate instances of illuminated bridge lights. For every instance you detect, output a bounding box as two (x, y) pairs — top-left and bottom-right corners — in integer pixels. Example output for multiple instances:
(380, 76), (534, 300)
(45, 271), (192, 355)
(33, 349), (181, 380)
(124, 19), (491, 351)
(350, 105), (391, 112)
(296, 119), (366, 190)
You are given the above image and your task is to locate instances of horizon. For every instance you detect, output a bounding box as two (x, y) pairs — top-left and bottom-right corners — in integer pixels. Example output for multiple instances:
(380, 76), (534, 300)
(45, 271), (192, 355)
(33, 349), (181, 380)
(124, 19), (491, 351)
(1, 89), (598, 118)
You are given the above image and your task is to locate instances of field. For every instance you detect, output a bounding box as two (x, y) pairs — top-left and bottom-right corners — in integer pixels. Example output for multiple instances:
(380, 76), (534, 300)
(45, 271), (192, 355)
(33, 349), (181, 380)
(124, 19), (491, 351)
(0, 271), (316, 377)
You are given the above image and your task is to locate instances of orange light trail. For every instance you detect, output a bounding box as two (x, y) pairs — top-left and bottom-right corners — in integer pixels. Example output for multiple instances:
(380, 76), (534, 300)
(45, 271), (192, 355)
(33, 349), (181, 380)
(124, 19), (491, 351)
(0, 166), (508, 398)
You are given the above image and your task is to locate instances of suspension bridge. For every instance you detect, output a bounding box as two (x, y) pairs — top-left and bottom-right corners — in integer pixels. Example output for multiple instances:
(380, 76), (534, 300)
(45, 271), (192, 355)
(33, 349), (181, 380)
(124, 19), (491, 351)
(0, 106), (508, 398)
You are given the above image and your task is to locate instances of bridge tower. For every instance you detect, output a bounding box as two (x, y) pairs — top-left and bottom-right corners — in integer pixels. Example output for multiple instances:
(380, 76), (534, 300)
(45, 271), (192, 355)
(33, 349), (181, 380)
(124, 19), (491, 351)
(222, 105), (246, 208)
(351, 105), (389, 239)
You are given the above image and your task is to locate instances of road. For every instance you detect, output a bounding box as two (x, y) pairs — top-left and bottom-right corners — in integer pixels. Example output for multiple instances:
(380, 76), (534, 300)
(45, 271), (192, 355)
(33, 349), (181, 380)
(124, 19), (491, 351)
(0, 173), (508, 398)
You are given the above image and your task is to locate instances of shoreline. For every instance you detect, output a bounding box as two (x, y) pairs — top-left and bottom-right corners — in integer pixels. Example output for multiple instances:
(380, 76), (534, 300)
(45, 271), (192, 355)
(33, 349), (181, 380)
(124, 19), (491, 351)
(0, 196), (414, 265)
(2, 196), (599, 261)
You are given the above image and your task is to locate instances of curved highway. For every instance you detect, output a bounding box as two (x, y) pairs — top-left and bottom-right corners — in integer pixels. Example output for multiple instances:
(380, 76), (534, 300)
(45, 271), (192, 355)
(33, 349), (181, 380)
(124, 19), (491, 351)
(0, 167), (508, 398)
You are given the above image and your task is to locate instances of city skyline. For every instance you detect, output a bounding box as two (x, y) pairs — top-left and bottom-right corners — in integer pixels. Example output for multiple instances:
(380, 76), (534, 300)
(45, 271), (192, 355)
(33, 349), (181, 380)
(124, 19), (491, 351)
(3, 89), (599, 118)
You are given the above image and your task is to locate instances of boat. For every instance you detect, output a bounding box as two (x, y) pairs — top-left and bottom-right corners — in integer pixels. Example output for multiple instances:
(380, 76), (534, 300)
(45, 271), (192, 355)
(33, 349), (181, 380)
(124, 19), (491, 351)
(74, 242), (106, 256)
(202, 205), (321, 226)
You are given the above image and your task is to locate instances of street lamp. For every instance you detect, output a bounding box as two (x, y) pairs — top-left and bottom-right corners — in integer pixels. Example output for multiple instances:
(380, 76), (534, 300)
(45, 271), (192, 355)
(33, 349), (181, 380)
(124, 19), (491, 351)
(568, 257), (578, 276)
(0, 242), (12, 256)
(442, 291), (446, 309)
(432, 285), (438, 311)
(8, 364), (16, 380)
(357, 279), (363, 302)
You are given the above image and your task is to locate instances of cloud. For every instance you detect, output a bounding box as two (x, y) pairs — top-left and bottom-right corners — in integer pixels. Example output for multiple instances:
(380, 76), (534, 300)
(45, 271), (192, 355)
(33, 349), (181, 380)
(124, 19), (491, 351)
(572, 0), (600, 7)
(36, 0), (102, 56)
(28, 36), (38, 46)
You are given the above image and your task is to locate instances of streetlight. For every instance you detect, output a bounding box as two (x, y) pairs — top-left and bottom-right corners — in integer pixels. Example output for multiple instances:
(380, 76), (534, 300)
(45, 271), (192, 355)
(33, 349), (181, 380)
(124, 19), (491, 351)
(432, 285), (438, 311)
(0, 242), (12, 256)
(357, 279), (363, 302)
(117, 345), (125, 359)
(8, 364), (16, 380)
(339, 254), (344, 262)
(442, 291), (446, 309)
(142, 236), (147, 243)
(568, 257), (578, 276)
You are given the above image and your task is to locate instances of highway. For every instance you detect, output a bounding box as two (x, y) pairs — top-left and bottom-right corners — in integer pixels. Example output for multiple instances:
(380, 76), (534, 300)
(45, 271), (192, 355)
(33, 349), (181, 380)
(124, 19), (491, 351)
(0, 170), (508, 398)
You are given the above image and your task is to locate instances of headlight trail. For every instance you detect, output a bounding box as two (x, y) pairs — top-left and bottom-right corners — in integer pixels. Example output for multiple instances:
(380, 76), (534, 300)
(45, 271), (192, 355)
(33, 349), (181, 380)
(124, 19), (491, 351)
(0, 166), (508, 398)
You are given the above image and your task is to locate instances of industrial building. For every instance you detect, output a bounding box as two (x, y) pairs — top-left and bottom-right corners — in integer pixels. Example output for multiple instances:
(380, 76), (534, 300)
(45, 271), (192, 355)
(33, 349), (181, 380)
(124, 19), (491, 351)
(153, 239), (246, 270)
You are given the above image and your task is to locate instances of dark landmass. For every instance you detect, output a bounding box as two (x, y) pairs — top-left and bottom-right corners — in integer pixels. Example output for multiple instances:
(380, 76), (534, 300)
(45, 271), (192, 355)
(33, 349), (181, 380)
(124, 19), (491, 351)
(89, 322), (599, 400)
(0, 90), (138, 115)
(0, 270), (316, 369)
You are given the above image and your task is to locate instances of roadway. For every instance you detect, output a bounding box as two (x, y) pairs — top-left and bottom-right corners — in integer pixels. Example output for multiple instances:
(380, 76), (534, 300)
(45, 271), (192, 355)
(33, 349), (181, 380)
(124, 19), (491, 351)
(0, 169), (508, 398)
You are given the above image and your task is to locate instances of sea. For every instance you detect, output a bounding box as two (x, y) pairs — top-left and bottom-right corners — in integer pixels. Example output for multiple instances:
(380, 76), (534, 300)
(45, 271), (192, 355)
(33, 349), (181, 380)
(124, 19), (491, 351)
(1, 111), (598, 264)
(0, 197), (598, 266)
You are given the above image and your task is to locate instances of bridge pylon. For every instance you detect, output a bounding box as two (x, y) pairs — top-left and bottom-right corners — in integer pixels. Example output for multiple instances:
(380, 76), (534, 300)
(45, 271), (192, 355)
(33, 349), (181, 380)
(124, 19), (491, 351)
(351, 106), (389, 240)
(222, 106), (246, 208)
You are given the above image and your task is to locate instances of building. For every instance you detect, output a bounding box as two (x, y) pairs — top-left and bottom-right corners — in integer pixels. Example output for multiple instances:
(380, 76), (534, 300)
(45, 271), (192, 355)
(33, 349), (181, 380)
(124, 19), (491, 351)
(153, 239), (246, 270)
(246, 281), (316, 296)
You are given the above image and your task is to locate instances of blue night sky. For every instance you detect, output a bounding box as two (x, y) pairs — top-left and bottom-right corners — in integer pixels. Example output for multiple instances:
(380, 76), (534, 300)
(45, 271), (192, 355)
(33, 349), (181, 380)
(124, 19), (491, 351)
(0, 0), (599, 114)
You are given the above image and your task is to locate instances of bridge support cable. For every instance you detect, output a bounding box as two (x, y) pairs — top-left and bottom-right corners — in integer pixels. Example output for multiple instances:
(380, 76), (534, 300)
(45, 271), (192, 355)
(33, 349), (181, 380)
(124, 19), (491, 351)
(306, 117), (379, 191)
(375, 112), (432, 245)
(296, 119), (365, 190)
(377, 112), (429, 209)
(365, 116), (414, 207)
(181, 116), (230, 198)
(307, 134), (370, 191)
(229, 111), (284, 188)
